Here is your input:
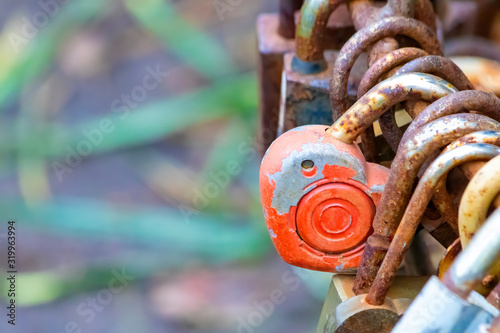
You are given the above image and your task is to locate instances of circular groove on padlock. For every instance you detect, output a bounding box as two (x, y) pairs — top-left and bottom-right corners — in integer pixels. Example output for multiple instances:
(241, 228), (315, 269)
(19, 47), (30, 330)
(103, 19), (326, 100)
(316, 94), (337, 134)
(296, 183), (375, 254)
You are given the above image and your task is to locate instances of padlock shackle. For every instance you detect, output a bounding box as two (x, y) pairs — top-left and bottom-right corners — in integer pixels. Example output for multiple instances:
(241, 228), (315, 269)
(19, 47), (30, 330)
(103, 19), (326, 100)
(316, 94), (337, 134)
(443, 206), (500, 299)
(368, 55), (475, 151)
(394, 56), (475, 136)
(366, 143), (500, 305)
(357, 47), (429, 99)
(295, 0), (345, 63)
(395, 56), (473, 91)
(330, 16), (442, 120)
(356, 47), (429, 153)
(459, 155), (500, 249)
(432, 131), (500, 231)
(443, 131), (500, 154)
(401, 90), (500, 149)
(327, 73), (457, 144)
(353, 114), (500, 295)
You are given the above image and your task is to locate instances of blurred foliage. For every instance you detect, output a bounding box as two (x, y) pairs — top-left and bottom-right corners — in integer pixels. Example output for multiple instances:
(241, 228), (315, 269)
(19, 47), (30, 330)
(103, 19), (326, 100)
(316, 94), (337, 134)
(1, 0), (270, 305)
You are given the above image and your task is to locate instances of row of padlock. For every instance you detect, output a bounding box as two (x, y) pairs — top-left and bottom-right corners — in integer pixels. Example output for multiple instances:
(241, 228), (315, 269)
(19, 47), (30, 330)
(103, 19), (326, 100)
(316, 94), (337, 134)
(257, 0), (500, 332)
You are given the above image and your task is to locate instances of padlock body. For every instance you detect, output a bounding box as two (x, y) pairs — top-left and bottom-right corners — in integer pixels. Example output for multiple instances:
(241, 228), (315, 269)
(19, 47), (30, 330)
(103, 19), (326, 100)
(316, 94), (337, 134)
(260, 125), (389, 272)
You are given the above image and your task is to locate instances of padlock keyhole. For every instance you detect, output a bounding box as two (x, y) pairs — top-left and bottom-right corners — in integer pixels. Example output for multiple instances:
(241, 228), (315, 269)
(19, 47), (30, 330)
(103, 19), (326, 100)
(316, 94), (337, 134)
(301, 160), (315, 169)
(301, 160), (317, 177)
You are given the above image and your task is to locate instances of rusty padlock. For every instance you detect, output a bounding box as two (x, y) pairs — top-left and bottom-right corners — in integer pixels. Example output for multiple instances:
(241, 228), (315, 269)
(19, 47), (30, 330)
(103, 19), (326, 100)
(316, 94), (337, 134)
(258, 0), (356, 155)
(395, 207), (500, 332)
(257, 0), (303, 156)
(261, 72), (456, 273)
(260, 124), (388, 273)
(317, 274), (428, 333)
(279, 0), (355, 136)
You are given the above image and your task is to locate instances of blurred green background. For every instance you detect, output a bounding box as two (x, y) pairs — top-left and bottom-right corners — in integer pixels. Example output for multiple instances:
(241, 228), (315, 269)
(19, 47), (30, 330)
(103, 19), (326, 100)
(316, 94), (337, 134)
(0, 0), (331, 332)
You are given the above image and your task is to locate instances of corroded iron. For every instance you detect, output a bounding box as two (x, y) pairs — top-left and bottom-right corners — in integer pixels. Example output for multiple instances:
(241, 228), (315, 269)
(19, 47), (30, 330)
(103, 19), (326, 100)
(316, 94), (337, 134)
(353, 113), (500, 295)
(329, 16), (442, 121)
(443, 206), (500, 299)
(435, 131), (500, 228)
(393, 55), (475, 133)
(366, 143), (500, 305)
(327, 73), (457, 144)
(400, 90), (500, 147)
(458, 155), (500, 249)
(357, 47), (430, 100)
(295, 0), (349, 64)
(318, 275), (428, 333)
(356, 47), (429, 152)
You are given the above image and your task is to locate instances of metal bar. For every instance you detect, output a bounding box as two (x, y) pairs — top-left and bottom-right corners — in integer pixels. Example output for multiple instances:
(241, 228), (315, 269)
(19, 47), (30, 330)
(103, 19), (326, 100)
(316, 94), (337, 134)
(328, 73), (457, 144)
(353, 114), (500, 295)
(400, 90), (500, 148)
(329, 16), (442, 121)
(458, 155), (500, 249)
(357, 47), (429, 99)
(443, 206), (500, 299)
(367, 144), (500, 305)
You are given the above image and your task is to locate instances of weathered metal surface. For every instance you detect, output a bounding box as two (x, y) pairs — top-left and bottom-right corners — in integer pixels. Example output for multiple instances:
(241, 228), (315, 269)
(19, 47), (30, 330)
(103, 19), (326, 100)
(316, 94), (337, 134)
(389, 55), (475, 148)
(317, 275), (428, 333)
(366, 144), (500, 305)
(394, 276), (499, 333)
(260, 125), (389, 273)
(438, 238), (462, 280)
(353, 114), (500, 295)
(444, 206), (500, 299)
(280, 51), (367, 135)
(329, 16), (442, 121)
(393, 55), (474, 122)
(257, 14), (296, 156)
(295, 0), (354, 66)
(458, 155), (500, 249)
(435, 131), (500, 230)
(327, 73), (457, 144)
(401, 90), (500, 147)
(395, 55), (474, 91)
(356, 47), (429, 152)
(357, 47), (429, 99)
(443, 131), (500, 154)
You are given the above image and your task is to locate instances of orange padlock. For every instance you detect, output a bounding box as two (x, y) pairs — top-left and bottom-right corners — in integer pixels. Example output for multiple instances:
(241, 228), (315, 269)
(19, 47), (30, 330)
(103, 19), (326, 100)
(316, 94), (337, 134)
(260, 125), (389, 273)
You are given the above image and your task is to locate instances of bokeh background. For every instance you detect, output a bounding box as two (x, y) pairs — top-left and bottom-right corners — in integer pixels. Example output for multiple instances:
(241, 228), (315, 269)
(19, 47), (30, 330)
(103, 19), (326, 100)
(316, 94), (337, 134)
(0, 0), (332, 332)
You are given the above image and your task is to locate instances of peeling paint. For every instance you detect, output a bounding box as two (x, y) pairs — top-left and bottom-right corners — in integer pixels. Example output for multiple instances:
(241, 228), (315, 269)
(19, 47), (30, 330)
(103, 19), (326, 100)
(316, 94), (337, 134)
(268, 138), (366, 215)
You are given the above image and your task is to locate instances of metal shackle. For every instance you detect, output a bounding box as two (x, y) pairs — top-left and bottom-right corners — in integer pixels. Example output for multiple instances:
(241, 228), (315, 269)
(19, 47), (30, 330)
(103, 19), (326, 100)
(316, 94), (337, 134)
(329, 16), (442, 121)
(353, 113), (500, 295)
(327, 72), (457, 144)
(368, 143), (500, 305)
